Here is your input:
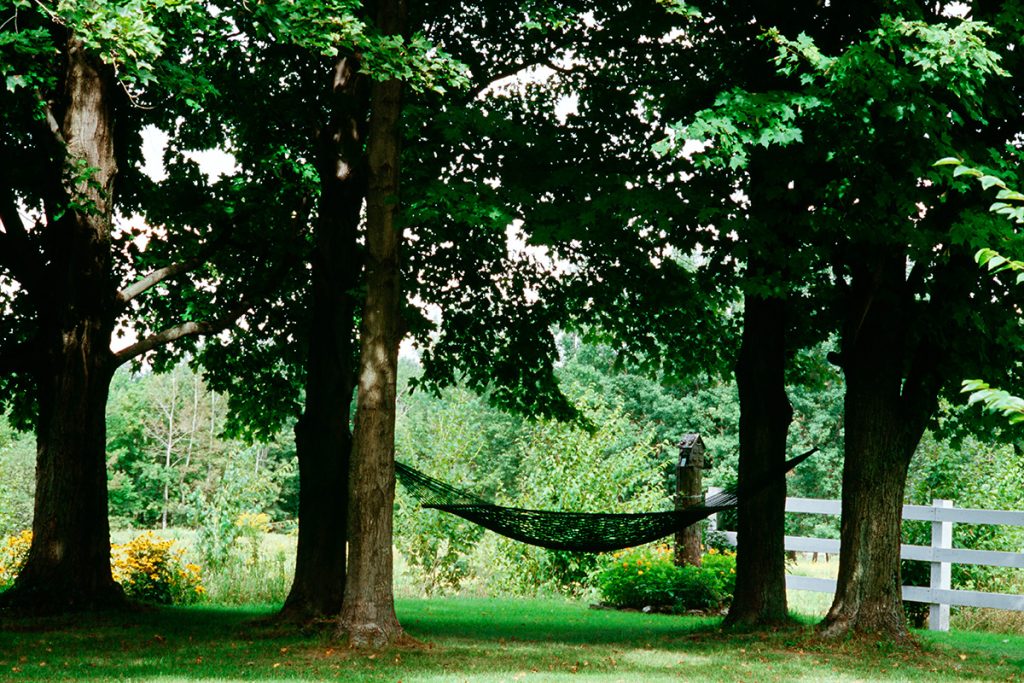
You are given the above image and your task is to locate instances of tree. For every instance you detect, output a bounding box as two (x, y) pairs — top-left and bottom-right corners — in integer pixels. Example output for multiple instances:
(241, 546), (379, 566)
(0, 0), (290, 611)
(335, 0), (407, 648)
(672, 10), (1023, 638)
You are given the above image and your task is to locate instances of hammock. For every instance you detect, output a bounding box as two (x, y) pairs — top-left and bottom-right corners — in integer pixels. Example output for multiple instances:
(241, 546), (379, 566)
(396, 449), (815, 553)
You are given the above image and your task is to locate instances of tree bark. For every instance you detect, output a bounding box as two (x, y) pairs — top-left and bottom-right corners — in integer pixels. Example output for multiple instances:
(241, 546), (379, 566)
(724, 291), (793, 627)
(0, 37), (124, 613)
(337, 0), (406, 647)
(820, 253), (931, 640)
(281, 55), (368, 623)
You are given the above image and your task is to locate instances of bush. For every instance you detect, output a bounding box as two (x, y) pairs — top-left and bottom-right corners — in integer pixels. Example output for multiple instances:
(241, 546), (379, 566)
(1, 530), (205, 604)
(111, 532), (204, 605)
(0, 529), (32, 590)
(595, 544), (735, 612)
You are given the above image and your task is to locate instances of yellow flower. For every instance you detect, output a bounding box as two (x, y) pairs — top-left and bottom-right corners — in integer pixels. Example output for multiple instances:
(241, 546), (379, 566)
(637, 570), (643, 575)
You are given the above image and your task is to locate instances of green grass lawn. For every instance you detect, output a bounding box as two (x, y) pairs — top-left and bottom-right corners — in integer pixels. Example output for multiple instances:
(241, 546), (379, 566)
(1, 598), (1022, 682)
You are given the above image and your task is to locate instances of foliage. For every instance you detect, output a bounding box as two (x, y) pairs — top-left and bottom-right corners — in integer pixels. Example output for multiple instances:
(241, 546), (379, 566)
(594, 544), (735, 612)
(105, 364), (298, 530)
(948, 165), (1024, 425)
(483, 387), (670, 596)
(0, 423), (33, 537)
(902, 423), (1024, 626)
(394, 371), (521, 595)
(110, 532), (204, 605)
(0, 529), (31, 590)
(188, 450), (293, 569)
(1, 530), (204, 603)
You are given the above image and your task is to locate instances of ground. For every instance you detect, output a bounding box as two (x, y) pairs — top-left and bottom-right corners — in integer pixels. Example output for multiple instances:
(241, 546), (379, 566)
(0, 598), (1021, 682)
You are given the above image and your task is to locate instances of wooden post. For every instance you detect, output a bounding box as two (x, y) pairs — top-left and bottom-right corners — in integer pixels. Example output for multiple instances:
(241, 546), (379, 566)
(675, 434), (709, 566)
(929, 499), (952, 631)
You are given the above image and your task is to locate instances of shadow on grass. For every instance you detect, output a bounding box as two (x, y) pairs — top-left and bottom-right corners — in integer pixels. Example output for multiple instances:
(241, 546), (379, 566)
(0, 599), (1021, 682)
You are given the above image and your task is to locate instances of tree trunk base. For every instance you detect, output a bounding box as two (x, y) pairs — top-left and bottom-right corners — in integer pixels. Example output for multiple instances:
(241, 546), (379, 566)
(722, 608), (794, 630)
(275, 598), (342, 627)
(818, 605), (912, 642)
(0, 580), (125, 617)
(338, 606), (406, 649)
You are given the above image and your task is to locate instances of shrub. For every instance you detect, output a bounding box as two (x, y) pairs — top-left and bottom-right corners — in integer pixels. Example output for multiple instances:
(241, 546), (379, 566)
(111, 532), (204, 605)
(595, 544), (735, 612)
(1, 530), (204, 604)
(0, 529), (32, 590)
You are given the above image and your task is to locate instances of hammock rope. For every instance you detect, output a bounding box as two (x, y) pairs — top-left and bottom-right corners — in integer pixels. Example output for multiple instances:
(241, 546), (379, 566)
(396, 448), (815, 553)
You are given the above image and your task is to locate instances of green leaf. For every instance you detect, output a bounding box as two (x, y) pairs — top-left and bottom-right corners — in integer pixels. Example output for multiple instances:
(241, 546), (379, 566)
(932, 157), (962, 166)
(995, 189), (1024, 201)
(953, 165), (983, 178)
(979, 175), (1007, 190)
(5, 74), (27, 92)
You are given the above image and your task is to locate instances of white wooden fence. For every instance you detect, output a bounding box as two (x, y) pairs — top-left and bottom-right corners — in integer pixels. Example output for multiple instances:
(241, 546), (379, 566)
(707, 489), (1024, 631)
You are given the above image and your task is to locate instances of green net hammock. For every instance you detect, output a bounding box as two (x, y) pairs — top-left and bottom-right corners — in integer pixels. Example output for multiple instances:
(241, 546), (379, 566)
(396, 449), (815, 553)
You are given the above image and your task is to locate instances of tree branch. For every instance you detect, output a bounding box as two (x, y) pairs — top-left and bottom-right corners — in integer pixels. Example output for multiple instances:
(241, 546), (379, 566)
(113, 314), (237, 366)
(466, 58), (557, 100)
(114, 192), (311, 366)
(116, 258), (202, 306)
(116, 224), (235, 307)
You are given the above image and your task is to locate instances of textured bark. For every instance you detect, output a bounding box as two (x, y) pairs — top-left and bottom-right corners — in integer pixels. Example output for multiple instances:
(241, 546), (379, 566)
(724, 292), (793, 628)
(820, 254), (929, 640)
(337, 0), (406, 646)
(674, 464), (704, 567)
(280, 55), (368, 624)
(0, 37), (123, 613)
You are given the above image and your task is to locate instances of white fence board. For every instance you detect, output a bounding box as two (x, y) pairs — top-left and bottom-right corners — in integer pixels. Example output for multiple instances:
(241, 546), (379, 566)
(710, 493), (1024, 630)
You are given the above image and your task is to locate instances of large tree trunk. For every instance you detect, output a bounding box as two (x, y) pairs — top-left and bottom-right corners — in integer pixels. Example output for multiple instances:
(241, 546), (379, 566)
(820, 254), (930, 640)
(724, 291), (793, 627)
(337, 0), (406, 647)
(280, 55), (368, 624)
(0, 37), (123, 613)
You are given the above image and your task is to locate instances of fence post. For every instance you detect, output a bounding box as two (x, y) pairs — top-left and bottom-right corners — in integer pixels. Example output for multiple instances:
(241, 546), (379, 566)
(676, 434), (709, 566)
(929, 499), (952, 631)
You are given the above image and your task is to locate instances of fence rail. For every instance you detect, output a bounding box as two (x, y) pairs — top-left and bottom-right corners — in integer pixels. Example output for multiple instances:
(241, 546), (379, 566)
(708, 490), (1024, 631)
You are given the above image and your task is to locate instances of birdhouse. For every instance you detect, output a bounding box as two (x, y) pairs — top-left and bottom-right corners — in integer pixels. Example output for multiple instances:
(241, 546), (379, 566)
(677, 433), (710, 470)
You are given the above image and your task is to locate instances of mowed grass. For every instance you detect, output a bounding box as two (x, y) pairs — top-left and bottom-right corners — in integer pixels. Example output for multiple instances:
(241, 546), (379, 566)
(1, 598), (1023, 682)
